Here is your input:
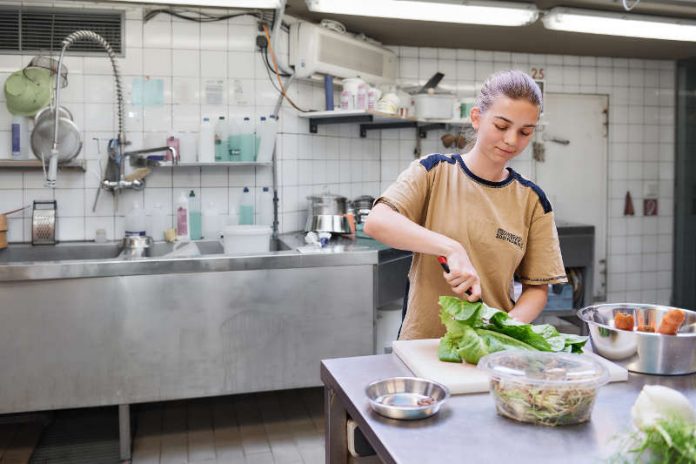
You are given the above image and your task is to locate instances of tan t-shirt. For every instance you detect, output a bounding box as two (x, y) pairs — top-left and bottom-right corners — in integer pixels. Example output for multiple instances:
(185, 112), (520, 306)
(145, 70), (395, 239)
(377, 153), (567, 340)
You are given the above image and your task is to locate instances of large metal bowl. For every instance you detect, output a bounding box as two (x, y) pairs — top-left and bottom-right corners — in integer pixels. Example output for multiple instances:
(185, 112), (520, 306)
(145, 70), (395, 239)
(365, 377), (449, 420)
(577, 303), (696, 375)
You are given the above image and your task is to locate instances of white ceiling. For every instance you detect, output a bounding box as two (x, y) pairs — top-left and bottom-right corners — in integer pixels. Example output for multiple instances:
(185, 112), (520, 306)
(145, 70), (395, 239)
(285, 0), (696, 59)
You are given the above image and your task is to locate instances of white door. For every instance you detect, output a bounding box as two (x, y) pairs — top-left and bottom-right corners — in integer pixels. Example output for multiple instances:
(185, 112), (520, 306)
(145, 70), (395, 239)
(534, 94), (608, 301)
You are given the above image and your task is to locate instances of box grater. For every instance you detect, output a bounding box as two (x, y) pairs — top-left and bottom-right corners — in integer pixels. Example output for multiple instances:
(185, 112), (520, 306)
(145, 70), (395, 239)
(32, 200), (57, 245)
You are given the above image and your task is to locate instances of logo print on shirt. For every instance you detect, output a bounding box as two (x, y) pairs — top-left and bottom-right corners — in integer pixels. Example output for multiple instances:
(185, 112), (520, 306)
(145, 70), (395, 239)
(496, 228), (523, 249)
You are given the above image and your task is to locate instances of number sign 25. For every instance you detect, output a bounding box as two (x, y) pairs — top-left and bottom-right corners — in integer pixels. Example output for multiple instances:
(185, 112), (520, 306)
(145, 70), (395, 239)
(530, 67), (545, 79)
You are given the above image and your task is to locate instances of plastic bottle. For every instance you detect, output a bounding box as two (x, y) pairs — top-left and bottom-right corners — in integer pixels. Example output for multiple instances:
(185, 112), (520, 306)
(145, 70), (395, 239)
(227, 117), (242, 162)
(239, 116), (256, 162)
(258, 186), (273, 227)
(198, 117), (215, 163)
(11, 116), (23, 160)
(125, 202), (147, 237)
(214, 116), (229, 162)
(166, 135), (180, 163)
(239, 186), (254, 225)
(357, 82), (368, 110)
(188, 190), (202, 240)
(148, 203), (167, 241)
(256, 116), (278, 163)
(176, 191), (190, 240)
(202, 201), (220, 240)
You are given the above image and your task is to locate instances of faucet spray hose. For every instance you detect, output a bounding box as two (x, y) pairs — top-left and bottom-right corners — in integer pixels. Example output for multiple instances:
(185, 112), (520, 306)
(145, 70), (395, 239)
(54, 31), (125, 147)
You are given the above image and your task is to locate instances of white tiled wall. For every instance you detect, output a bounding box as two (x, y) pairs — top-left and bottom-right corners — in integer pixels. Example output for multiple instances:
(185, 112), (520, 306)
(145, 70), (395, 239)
(0, 2), (676, 305)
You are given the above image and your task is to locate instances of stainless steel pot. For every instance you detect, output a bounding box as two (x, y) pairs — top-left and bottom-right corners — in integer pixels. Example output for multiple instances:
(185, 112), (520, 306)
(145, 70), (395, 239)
(305, 193), (350, 233)
(307, 193), (348, 216)
(120, 235), (154, 259)
(578, 303), (696, 375)
(353, 195), (375, 224)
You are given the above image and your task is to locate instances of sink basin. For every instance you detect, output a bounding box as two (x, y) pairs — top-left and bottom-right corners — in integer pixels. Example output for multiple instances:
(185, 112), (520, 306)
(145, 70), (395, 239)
(0, 238), (292, 264)
(0, 243), (121, 263)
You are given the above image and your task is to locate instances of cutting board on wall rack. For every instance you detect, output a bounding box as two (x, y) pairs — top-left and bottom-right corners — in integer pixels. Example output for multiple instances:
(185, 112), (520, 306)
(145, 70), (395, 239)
(392, 338), (628, 395)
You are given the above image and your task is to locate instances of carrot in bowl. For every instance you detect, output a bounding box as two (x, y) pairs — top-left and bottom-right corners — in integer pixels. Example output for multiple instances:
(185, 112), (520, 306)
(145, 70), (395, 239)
(657, 309), (686, 336)
(614, 312), (635, 331)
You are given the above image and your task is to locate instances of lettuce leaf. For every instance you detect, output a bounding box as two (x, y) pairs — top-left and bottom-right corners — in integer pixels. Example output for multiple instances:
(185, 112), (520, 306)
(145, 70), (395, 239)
(438, 333), (463, 363)
(436, 296), (588, 364)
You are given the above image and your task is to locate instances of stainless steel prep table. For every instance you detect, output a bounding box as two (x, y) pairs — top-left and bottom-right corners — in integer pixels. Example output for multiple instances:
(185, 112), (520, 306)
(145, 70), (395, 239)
(321, 354), (696, 464)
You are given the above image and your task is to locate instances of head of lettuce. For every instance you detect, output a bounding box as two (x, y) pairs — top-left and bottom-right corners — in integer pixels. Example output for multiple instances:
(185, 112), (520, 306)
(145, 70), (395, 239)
(437, 296), (588, 365)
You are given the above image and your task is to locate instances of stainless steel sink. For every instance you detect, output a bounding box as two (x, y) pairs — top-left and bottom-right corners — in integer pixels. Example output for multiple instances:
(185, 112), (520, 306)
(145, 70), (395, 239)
(0, 238), (292, 264)
(0, 242), (121, 263)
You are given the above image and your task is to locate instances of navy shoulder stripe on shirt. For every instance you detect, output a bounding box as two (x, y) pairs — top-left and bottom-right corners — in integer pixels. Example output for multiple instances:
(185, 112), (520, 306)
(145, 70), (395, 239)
(419, 153), (456, 171)
(509, 169), (553, 214)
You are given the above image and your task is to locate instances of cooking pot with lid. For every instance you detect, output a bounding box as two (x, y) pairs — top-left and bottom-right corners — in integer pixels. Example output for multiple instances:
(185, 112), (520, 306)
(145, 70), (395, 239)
(305, 193), (351, 234)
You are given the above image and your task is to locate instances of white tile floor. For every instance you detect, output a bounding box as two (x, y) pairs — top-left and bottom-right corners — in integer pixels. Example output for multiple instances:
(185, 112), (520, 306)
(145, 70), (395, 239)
(0, 388), (329, 464)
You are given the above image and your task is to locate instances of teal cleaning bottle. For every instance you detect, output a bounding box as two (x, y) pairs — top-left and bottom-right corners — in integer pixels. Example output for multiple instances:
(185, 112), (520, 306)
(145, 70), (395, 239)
(188, 190), (202, 240)
(239, 187), (254, 225)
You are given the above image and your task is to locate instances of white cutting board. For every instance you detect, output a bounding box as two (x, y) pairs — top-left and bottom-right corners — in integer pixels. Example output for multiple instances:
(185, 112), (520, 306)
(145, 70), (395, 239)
(392, 338), (628, 395)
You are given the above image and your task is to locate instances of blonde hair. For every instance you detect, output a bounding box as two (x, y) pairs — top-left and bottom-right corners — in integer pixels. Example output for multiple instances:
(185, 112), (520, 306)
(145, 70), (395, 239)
(475, 70), (542, 113)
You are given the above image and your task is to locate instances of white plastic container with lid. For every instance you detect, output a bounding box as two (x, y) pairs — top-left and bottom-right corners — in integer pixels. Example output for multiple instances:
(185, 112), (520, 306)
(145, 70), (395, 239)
(258, 186), (273, 227)
(256, 116), (277, 163)
(148, 203), (167, 241)
(125, 202), (147, 237)
(176, 191), (190, 240)
(222, 225), (272, 255)
(198, 117), (215, 163)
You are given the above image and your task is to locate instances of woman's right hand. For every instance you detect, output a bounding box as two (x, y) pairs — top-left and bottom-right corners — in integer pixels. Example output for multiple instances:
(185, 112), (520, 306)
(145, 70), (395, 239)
(442, 248), (482, 302)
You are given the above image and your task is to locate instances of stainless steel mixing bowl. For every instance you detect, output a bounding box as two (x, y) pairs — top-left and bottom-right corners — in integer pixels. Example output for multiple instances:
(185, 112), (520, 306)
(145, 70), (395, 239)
(577, 303), (696, 375)
(365, 377), (449, 420)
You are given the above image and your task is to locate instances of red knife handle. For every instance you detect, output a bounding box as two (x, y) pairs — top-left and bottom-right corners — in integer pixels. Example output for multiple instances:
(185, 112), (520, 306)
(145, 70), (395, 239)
(437, 256), (450, 273)
(437, 256), (473, 297)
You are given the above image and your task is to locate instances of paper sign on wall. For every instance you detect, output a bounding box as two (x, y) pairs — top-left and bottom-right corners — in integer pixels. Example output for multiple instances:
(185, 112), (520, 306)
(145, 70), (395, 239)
(131, 78), (164, 107)
(205, 80), (225, 105)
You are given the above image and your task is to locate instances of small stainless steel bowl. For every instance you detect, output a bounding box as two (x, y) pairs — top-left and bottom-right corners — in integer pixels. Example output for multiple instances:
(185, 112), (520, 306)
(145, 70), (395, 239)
(578, 303), (696, 375)
(365, 377), (449, 420)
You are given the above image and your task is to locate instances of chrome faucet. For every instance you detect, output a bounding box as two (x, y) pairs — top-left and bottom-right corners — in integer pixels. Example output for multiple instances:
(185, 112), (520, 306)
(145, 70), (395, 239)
(57, 31), (178, 211)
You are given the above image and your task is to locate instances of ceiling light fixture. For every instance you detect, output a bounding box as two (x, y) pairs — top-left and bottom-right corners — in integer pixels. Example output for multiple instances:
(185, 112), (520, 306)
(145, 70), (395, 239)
(106, 0), (281, 8)
(305, 0), (539, 27)
(543, 7), (696, 42)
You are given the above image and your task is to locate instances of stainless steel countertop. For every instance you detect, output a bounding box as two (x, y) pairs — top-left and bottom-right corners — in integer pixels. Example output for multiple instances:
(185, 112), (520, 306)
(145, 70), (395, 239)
(0, 235), (380, 282)
(321, 353), (696, 464)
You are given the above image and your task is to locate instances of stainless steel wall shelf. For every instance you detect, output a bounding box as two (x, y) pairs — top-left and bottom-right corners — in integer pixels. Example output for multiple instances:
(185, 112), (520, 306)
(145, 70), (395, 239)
(159, 162), (272, 168)
(0, 159), (87, 171)
(299, 110), (471, 138)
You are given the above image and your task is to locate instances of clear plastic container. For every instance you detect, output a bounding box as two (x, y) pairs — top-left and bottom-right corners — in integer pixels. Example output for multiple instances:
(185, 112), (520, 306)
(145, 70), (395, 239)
(222, 225), (271, 254)
(478, 351), (609, 426)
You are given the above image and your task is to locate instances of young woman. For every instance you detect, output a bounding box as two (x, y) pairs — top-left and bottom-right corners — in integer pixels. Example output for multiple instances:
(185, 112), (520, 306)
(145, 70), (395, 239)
(364, 70), (567, 340)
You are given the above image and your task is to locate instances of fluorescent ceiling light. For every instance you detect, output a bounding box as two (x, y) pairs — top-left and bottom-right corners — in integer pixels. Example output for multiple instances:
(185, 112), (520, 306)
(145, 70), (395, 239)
(305, 0), (538, 27)
(543, 7), (696, 42)
(105, 0), (281, 8)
